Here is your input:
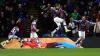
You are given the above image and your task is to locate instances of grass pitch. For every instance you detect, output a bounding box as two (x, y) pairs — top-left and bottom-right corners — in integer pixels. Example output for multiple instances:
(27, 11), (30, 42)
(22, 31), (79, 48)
(0, 48), (100, 56)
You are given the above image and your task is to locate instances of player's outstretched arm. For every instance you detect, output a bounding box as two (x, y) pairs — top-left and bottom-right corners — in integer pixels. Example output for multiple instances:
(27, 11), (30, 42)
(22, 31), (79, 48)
(86, 20), (96, 25)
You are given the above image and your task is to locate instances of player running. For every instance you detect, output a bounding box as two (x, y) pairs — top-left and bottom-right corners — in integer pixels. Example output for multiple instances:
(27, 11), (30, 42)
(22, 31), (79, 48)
(30, 17), (41, 48)
(74, 16), (95, 47)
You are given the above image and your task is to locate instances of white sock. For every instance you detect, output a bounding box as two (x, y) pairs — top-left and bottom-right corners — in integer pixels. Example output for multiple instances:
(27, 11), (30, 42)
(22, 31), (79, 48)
(64, 25), (68, 30)
(79, 41), (83, 46)
(36, 39), (41, 48)
(38, 43), (41, 48)
(52, 26), (60, 33)
(75, 38), (80, 43)
(63, 21), (68, 30)
(3, 43), (6, 47)
(18, 38), (21, 42)
(6, 40), (9, 43)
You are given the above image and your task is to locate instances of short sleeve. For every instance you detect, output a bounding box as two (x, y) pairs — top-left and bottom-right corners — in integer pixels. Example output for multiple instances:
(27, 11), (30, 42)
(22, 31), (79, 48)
(16, 28), (19, 31)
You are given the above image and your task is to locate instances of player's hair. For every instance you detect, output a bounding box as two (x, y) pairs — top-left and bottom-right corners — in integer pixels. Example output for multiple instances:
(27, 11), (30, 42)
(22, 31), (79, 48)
(31, 16), (38, 21)
(33, 17), (38, 21)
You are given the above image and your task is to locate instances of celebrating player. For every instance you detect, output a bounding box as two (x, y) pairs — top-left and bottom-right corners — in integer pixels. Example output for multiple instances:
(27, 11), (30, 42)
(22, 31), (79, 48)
(75, 16), (95, 47)
(51, 16), (71, 37)
(8, 23), (20, 42)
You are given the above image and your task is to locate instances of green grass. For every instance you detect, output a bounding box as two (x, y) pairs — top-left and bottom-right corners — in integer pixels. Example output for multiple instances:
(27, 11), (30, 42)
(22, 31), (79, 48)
(0, 48), (100, 56)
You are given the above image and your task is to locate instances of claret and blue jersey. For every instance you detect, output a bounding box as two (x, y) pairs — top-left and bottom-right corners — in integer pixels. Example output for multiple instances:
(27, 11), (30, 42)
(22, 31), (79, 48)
(31, 21), (37, 32)
(74, 20), (95, 31)
(8, 26), (19, 36)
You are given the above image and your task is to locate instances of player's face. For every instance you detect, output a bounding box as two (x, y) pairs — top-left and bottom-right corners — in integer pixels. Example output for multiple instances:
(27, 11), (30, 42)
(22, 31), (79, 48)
(35, 19), (38, 22)
(47, 3), (51, 7)
(74, 10), (77, 13)
(31, 15), (34, 19)
(96, 19), (99, 22)
(60, 12), (64, 17)
(56, 10), (59, 14)
(98, 11), (100, 15)
(82, 16), (86, 21)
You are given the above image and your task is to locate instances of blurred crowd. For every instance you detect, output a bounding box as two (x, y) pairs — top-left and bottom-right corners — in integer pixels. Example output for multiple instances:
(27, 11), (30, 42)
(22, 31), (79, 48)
(0, 0), (100, 37)
(39, 0), (100, 37)
(0, 0), (29, 37)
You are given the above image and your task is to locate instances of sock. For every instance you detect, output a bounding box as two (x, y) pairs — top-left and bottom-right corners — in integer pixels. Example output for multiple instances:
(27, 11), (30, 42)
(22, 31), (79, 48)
(36, 39), (41, 48)
(63, 21), (68, 30)
(3, 43), (6, 47)
(6, 40), (9, 44)
(52, 26), (60, 33)
(2, 40), (9, 47)
(8, 39), (11, 42)
(78, 40), (83, 46)
(18, 38), (21, 42)
(38, 43), (41, 48)
(64, 25), (68, 30)
(20, 40), (24, 47)
(75, 38), (80, 44)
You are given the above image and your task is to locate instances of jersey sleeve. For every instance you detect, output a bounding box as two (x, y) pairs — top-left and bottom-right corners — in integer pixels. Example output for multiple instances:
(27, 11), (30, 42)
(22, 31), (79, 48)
(16, 28), (19, 31)
(89, 22), (96, 25)
(86, 20), (96, 25)
(74, 20), (81, 23)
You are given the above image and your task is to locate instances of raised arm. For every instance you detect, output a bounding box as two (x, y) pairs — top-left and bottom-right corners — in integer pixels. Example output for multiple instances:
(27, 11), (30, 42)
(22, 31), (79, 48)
(89, 22), (96, 25)
(86, 20), (96, 25)
(73, 20), (82, 23)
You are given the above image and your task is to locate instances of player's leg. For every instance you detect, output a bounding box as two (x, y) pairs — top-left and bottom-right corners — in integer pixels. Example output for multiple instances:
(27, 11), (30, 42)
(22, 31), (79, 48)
(78, 31), (85, 46)
(75, 31), (82, 44)
(51, 17), (61, 37)
(8, 35), (14, 42)
(62, 20), (71, 32)
(75, 38), (81, 44)
(78, 39), (83, 47)
(8, 35), (11, 41)
(1, 40), (9, 47)
(0, 35), (12, 47)
(20, 38), (29, 47)
(33, 32), (41, 48)
(18, 37), (21, 42)
(30, 32), (33, 38)
(14, 35), (21, 42)
(8, 35), (18, 42)
(30, 32), (35, 42)
(51, 23), (61, 37)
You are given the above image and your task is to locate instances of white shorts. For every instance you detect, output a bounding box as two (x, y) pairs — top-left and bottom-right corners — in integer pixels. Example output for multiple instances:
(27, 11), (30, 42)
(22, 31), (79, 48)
(8, 35), (18, 39)
(54, 17), (64, 26)
(78, 31), (85, 39)
(30, 32), (38, 38)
